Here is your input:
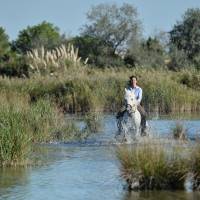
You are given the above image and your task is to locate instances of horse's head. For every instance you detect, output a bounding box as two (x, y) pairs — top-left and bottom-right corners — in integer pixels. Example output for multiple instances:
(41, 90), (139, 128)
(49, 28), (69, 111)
(124, 88), (137, 113)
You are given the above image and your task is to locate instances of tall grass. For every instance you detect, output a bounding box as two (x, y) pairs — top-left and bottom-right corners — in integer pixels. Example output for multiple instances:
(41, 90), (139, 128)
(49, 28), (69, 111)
(83, 112), (102, 133)
(27, 44), (88, 76)
(176, 69), (200, 91)
(0, 92), (31, 166)
(0, 68), (199, 114)
(0, 106), (32, 166)
(0, 91), (80, 166)
(29, 99), (82, 143)
(190, 144), (200, 190)
(171, 121), (188, 140)
(117, 141), (189, 190)
(139, 69), (200, 113)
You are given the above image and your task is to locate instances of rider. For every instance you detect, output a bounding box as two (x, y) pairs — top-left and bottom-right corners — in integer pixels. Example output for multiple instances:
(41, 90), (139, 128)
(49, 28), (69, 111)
(116, 75), (147, 135)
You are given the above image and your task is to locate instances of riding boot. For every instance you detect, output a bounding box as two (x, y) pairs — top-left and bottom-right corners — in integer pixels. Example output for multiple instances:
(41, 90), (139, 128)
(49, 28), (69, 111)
(137, 104), (147, 136)
(116, 105), (126, 119)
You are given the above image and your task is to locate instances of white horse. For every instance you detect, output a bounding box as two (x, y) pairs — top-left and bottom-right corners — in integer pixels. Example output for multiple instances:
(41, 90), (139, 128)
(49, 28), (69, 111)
(116, 88), (141, 143)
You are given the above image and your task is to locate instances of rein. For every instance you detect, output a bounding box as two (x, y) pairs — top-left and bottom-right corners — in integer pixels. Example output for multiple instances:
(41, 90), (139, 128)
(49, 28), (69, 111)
(126, 104), (137, 114)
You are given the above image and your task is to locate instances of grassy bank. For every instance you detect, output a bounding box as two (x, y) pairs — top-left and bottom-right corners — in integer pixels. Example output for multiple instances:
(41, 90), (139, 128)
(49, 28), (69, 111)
(0, 67), (200, 114)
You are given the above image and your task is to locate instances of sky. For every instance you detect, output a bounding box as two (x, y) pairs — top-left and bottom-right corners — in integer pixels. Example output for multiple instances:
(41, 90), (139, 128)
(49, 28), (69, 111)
(1, 0), (200, 41)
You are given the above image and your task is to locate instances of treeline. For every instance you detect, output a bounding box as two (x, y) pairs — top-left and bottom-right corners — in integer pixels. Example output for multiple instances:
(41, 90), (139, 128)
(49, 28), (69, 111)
(1, 3), (200, 77)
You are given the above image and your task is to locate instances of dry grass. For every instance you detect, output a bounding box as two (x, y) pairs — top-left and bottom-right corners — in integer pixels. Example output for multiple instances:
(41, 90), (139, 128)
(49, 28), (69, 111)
(27, 44), (88, 75)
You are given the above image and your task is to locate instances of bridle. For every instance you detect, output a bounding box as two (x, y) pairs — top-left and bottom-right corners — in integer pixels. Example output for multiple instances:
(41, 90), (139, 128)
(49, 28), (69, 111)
(126, 103), (137, 115)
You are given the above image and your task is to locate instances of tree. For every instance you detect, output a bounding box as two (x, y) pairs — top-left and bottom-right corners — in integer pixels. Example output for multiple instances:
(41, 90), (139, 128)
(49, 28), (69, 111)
(0, 28), (29, 77)
(170, 8), (200, 66)
(12, 21), (64, 54)
(69, 35), (123, 67)
(125, 36), (166, 68)
(81, 3), (141, 55)
(144, 37), (164, 54)
(0, 27), (10, 58)
(167, 45), (191, 71)
(70, 35), (104, 64)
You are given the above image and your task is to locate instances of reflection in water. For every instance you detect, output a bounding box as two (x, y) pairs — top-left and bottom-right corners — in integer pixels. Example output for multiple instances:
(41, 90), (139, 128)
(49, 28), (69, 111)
(0, 167), (29, 199)
(123, 190), (200, 200)
(31, 144), (79, 166)
(152, 112), (200, 120)
(0, 114), (200, 200)
(0, 168), (28, 188)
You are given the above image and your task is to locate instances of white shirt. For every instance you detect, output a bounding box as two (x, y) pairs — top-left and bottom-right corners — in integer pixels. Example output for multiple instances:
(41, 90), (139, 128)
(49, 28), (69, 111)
(127, 86), (143, 105)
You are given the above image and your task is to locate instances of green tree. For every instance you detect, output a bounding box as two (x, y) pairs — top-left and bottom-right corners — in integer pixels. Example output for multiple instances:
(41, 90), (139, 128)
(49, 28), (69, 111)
(170, 8), (200, 67)
(0, 27), (10, 58)
(12, 21), (64, 54)
(82, 3), (141, 55)
(70, 35), (123, 67)
(144, 37), (164, 54)
(167, 45), (191, 71)
(125, 36), (166, 68)
(70, 35), (103, 64)
(0, 28), (28, 77)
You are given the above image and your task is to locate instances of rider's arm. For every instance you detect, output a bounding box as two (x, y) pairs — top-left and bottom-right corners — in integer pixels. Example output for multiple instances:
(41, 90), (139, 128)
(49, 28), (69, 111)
(137, 88), (142, 105)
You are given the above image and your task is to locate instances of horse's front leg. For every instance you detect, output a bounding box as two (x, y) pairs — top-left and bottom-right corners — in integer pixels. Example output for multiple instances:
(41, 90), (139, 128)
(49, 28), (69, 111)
(135, 125), (140, 138)
(134, 111), (141, 138)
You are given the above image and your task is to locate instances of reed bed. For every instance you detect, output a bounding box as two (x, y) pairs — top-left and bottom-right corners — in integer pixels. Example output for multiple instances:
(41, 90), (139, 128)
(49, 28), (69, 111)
(116, 141), (189, 190)
(171, 121), (188, 140)
(0, 67), (199, 114)
(190, 144), (200, 190)
(0, 91), (80, 166)
(27, 44), (88, 76)
(83, 111), (102, 133)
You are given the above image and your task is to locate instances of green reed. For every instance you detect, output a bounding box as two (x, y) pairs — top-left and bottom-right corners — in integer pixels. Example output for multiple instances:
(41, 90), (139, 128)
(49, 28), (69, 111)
(0, 67), (199, 114)
(0, 92), (79, 166)
(117, 141), (189, 190)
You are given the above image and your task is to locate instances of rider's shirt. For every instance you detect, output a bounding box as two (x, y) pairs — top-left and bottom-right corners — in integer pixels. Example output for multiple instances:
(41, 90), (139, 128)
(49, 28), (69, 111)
(127, 86), (142, 105)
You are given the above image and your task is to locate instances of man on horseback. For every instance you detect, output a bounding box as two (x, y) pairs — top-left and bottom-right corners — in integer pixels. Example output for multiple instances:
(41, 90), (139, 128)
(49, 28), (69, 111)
(116, 75), (147, 135)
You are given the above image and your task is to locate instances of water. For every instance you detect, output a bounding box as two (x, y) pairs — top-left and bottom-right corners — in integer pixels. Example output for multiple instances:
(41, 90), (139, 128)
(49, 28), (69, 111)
(0, 114), (200, 200)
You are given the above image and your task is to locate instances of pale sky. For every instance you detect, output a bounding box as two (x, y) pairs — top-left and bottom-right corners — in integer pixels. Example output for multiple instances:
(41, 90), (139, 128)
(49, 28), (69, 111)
(1, 0), (200, 41)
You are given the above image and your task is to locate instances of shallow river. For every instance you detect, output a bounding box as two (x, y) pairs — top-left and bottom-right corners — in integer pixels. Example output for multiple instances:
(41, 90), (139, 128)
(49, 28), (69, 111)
(0, 114), (200, 200)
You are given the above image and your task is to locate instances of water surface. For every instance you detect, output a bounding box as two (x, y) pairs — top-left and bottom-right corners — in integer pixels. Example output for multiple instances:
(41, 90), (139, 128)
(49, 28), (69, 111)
(0, 114), (200, 200)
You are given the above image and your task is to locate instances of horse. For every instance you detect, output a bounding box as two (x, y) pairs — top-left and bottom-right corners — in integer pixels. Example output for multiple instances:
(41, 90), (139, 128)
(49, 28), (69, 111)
(116, 88), (141, 143)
